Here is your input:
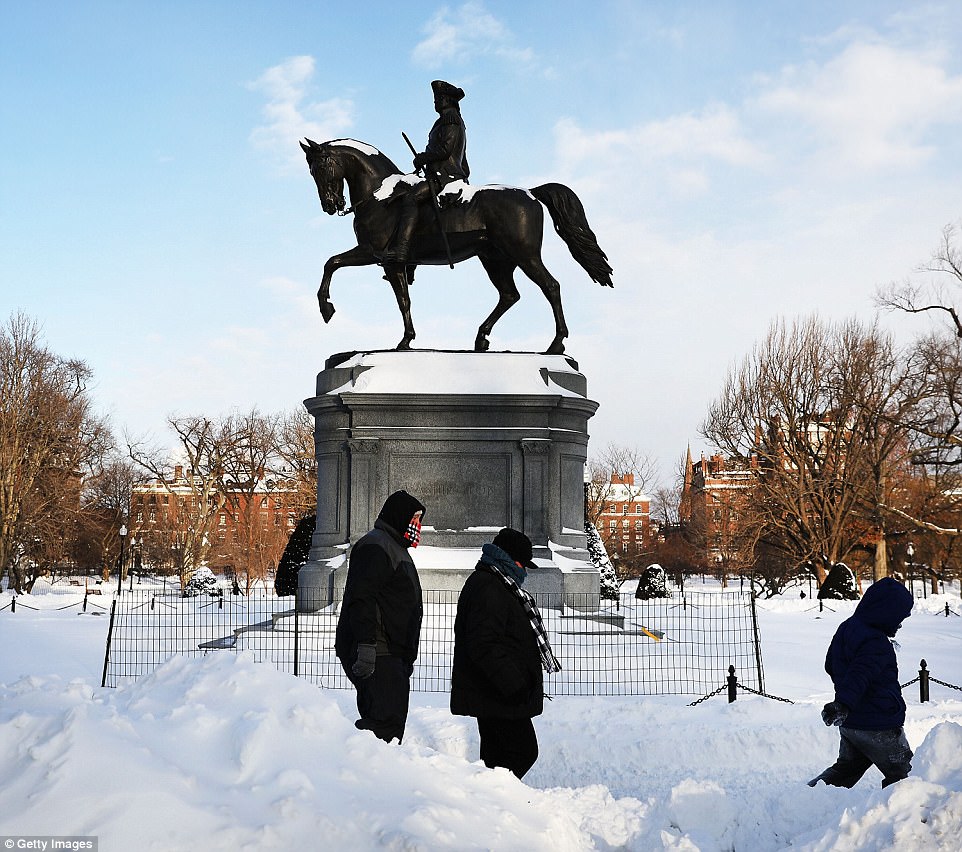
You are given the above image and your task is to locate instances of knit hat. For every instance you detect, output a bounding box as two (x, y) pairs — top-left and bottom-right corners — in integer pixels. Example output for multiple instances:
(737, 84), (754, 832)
(492, 528), (537, 570)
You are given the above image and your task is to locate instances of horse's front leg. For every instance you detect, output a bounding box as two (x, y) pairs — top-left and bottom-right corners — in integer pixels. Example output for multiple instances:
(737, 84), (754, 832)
(318, 245), (376, 323)
(386, 268), (416, 349)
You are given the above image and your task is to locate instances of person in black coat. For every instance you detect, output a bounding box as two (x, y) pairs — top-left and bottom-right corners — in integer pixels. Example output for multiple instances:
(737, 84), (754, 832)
(809, 577), (914, 788)
(335, 490), (426, 744)
(451, 528), (560, 778)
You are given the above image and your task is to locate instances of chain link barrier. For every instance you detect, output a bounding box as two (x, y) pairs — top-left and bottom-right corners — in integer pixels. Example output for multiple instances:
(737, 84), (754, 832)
(688, 669), (795, 706)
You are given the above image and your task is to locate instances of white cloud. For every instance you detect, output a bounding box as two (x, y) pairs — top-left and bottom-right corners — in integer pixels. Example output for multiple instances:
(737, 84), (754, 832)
(549, 107), (764, 200)
(248, 56), (354, 170)
(412, 2), (537, 68)
(754, 39), (962, 171)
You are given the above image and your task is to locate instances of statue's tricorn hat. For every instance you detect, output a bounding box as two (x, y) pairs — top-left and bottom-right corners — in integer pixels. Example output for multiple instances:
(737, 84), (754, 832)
(431, 80), (465, 102)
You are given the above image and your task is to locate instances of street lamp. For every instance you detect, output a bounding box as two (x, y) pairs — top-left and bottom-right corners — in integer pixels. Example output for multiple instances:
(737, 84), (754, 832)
(117, 523), (127, 596)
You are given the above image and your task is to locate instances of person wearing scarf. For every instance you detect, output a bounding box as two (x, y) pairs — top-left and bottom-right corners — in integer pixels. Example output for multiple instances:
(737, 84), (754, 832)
(335, 489), (426, 744)
(450, 528), (561, 778)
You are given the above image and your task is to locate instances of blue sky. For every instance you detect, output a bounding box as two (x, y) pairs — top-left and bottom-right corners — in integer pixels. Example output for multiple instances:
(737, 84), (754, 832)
(3, 1), (962, 485)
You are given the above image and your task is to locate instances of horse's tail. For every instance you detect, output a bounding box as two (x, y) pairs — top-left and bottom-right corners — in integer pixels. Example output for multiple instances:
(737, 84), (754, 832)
(530, 183), (613, 287)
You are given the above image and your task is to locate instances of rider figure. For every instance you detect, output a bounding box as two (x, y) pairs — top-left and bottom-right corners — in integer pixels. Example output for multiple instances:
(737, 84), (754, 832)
(384, 80), (469, 265)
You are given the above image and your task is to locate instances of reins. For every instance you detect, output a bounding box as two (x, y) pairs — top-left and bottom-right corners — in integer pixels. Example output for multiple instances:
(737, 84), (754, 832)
(312, 152), (376, 217)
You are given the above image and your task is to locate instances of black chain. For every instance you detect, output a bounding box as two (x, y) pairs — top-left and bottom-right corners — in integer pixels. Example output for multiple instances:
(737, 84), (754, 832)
(900, 677), (920, 689)
(688, 682), (795, 706)
(688, 685), (727, 706)
(930, 677), (962, 693)
(736, 683), (796, 704)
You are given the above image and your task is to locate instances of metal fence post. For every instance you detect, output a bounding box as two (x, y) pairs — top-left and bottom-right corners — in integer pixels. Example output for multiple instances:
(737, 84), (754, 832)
(101, 598), (118, 688)
(10, 596), (15, 613)
(293, 605), (300, 678)
(750, 592), (765, 694)
(919, 659), (930, 703)
(727, 665), (737, 702)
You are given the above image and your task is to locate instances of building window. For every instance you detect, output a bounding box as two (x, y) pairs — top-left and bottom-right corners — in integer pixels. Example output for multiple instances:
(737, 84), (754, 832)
(260, 497), (268, 509)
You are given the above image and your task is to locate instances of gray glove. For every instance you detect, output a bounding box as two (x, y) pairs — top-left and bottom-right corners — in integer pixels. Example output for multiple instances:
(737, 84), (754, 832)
(821, 701), (849, 726)
(352, 643), (377, 680)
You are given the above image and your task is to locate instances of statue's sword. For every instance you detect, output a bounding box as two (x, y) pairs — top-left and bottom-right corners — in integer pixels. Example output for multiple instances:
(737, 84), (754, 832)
(402, 131), (455, 269)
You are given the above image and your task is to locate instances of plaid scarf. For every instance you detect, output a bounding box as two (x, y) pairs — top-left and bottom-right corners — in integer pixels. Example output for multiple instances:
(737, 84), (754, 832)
(479, 557), (561, 674)
(404, 513), (422, 548)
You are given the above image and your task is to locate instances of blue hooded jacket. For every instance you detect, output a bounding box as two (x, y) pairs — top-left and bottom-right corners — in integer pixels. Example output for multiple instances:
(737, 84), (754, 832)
(825, 577), (913, 730)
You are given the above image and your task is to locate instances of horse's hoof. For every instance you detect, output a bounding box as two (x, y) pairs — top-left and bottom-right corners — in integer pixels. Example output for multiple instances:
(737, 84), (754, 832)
(396, 339), (413, 351)
(320, 301), (336, 323)
(545, 341), (566, 355)
(474, 336), (490, 352)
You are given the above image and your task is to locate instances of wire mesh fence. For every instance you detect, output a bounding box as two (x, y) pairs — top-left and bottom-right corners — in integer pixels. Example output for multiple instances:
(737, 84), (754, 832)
(101, 588), (764, 696)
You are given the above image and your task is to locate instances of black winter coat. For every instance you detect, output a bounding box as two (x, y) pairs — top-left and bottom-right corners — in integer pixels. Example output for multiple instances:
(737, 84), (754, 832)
(450, 564), (544, 719)
(335, 522), (423, 665)
(825, 577), (913, 730)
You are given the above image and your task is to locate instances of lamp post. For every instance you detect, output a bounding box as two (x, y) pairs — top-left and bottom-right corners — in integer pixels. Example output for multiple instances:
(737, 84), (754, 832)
(117, 523), (127, 597)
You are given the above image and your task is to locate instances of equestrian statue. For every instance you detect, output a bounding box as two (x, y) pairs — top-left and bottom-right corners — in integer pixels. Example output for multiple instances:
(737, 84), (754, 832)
(301, 80), (613, 355)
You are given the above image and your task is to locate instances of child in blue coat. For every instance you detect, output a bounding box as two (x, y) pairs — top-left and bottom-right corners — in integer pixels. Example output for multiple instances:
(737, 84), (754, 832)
(809, 576), (914, 788)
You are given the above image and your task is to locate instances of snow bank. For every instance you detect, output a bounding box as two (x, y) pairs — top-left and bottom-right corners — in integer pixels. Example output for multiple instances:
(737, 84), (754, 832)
(1, 582), (961, 850)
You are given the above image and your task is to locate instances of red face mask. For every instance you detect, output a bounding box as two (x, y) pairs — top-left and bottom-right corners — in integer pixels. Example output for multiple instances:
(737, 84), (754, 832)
(404, 512), (423, 548)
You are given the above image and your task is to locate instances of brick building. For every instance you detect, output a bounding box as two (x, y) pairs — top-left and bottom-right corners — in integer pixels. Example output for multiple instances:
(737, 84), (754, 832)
(130, 465), (300, 577)
(681, 449), (757, 564)
(593, 472), (652, 561)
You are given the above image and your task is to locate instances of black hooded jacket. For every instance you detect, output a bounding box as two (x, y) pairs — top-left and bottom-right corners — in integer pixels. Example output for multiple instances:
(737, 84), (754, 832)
(450, 552), (544, 720)
(335, 491), (426, 665)
(825, 577), (914, 730)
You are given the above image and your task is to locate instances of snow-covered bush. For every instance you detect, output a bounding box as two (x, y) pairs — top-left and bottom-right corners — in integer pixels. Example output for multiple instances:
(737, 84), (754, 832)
(817, 562), (860, 600)
(635, 563), (671, 599)
(183, 566), (218, 597)
(586, 521), (619, 600)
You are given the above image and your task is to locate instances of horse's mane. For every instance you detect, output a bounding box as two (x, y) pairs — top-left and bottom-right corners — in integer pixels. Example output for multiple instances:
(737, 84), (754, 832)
(325, 139), (399, 172)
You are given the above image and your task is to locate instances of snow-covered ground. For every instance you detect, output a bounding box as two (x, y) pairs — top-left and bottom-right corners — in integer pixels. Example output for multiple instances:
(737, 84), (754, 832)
(1, 579), (961, 850)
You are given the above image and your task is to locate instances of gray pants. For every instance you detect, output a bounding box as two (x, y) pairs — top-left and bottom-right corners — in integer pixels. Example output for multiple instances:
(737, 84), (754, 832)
(810, 726), (912, 788)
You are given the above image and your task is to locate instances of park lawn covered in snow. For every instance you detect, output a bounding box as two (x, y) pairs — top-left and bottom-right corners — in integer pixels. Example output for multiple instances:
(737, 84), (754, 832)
(0, 581), (961, 850)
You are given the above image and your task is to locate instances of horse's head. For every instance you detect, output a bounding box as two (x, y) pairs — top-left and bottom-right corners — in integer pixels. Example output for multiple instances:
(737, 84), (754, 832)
(301, 139), (345, 216)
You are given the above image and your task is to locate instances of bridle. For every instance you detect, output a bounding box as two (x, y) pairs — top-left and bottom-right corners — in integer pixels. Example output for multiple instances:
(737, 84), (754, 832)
(310, 152), (375, 217)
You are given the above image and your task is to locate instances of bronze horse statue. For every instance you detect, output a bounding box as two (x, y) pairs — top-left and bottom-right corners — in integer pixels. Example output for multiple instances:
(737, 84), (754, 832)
(301, 138), (613, 354)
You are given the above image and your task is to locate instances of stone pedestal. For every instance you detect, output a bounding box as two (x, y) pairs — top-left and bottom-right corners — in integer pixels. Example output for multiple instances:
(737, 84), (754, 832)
(296, 350), (600, 611)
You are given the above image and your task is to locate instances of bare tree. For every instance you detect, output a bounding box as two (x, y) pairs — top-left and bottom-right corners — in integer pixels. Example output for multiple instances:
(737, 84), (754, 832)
(212, 409), (288, 593)
(585, 443), (657, 528)
(129, 416), (231, 589)
(877, 221), (962, 338)
(702, 316), (914, 582)
(875, 222), (962, 543)
(275, 406), (317, 519)
(73, 455), (141, 580)
(585, 443), (658, 574)
(129, 409), (303, 592)
(0, 314), (110, 592)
